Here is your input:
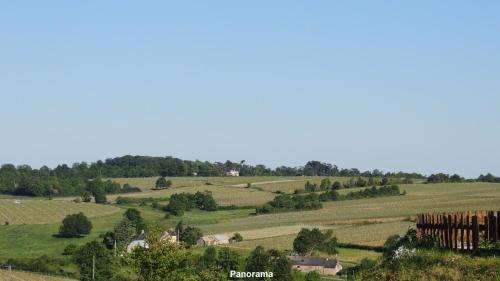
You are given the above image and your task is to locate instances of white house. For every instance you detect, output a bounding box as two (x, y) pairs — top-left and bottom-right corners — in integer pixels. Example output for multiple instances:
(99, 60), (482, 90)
(226, 170), (240, 177)
(126, 230), (177, 253)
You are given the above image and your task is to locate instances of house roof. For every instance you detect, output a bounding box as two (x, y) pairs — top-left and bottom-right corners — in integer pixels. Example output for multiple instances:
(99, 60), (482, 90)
(288, 256), (339, 268)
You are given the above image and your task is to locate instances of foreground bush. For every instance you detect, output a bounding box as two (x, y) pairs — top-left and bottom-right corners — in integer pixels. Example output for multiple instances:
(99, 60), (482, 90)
(353, 249), (500, 281)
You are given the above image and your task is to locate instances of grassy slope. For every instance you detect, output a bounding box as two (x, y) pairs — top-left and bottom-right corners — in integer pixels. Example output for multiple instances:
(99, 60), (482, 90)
(1, 180), (500, 268)
(0, 199), (120, 225)
(0, 211), (123, 258)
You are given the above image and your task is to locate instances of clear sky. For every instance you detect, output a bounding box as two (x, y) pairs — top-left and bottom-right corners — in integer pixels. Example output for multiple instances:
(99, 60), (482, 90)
(1, 1), (499, 177)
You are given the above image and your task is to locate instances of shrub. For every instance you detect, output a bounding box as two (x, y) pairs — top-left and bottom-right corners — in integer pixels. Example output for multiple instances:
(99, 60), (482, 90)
(233, 233), (243, 242)
(63, 244), (78, 255)
(58, 212), (92, 238)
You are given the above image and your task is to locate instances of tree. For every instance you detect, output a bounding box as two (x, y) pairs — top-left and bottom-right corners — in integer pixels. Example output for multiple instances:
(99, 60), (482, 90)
(320, 178), (331, 190)
(114, 217), (137, 249)
(131, 226), (223, 281)
(331, 181), (342, 190)
(293, 228), (338, 256)
(74, 240), (115, 281)
(245, 246), (271, 277)
(81, 191), (92, 202)
(268, 249), (292, 281)
(182, 226), (203, 246)
(201, 246), (218, 268)
(91, 185), (107, 204)
(233, 232), (243, 242)
(88, 178), (107, 204)
(124, 208), (147, 233)
(58, 212), (92, 237)
(381, 177), (389, 186)
(102, 231), (116, 250)
(155, 177), (171, 189)
(245, 246), (291, 281)
(217, 248), (241, 274)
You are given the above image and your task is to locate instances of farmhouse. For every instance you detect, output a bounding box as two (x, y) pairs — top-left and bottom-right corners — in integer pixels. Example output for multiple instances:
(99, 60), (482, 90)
(197, 234), (232, 246)
(126, 229), (177, 253)
(226, 169), (240, 177)
(288, 256), (342, 276)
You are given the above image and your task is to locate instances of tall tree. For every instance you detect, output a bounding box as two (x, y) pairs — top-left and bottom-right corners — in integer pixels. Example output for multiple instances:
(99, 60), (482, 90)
(74, 241), (115, 281)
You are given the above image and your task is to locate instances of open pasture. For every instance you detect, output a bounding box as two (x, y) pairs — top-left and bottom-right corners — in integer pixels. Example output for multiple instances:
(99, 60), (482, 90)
(0, 199), (120, 225)
(0, 270), (75, 281)
(105, 184), (275, 206)
(200, 182), (500, 237)
(0, 211), (123, 258)
(111, 176), (301, 190)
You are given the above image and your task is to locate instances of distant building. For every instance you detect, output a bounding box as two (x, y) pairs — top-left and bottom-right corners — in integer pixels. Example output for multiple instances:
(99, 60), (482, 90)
(126, 230), (177, 253)
(197, 234), (232, 246)
(288, 256), (342, 276)
(226, 169), (240, 177)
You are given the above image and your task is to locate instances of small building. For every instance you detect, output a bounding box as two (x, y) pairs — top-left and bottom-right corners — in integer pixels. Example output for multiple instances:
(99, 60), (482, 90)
(197, 234), (231, 246)
(226, 169), (240, 177)
(126, 230), (177, 253)
(288, 256), (342, 276)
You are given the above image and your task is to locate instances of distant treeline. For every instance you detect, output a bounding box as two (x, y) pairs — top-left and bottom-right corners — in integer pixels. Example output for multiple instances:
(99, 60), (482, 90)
(1, 155), (498, 197)
(0, 172), (139, 198)
(477, 173), (500, 183)
(256, 185), (401, 214)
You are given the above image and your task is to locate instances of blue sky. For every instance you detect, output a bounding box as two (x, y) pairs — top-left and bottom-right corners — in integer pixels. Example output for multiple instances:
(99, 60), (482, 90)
(1, 1), (499, 177)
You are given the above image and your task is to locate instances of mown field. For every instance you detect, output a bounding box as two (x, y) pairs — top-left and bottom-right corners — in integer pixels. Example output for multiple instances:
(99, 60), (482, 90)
(1, 179), (500, 273)
(107, 176), (354, 205)
(0, 199), (120, 225)
(0, 270), (75, 281)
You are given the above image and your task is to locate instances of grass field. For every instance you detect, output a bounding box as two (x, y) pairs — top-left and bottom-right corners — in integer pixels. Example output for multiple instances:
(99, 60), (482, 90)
(0, 199), (120, 225)
(0, 270), (75, 281)
(2, 179), (500, 272)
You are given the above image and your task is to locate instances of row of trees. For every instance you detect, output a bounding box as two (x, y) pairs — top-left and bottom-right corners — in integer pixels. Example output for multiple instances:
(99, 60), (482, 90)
(256, 193), (323, 214)
(427, 173), (464, 183)
(477, 173), (500, 183)
(258, 185), (402, 214)
(0, 156), (426, 196)
(164, 191), (218, 216)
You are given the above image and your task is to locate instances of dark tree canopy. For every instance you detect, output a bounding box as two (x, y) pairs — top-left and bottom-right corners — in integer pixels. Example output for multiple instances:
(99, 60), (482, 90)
(59, 212), (92, 238)
(293, 228), (338, 256)
(74, 240), (115, 281)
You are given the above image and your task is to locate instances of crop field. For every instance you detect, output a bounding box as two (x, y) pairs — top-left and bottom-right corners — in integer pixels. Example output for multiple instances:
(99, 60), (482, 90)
(0, 270), (75, 281)
(0, 199), (120, 225)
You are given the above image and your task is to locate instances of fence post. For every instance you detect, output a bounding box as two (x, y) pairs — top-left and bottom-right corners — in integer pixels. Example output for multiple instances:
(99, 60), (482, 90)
(448, 214), (453, 250)
(489, 211), (496, 242)
(460, 213), (464, 251)
(497, 211), (500, 242)
(440, 214), (445, 248)
(453, 213), (458, 252)
(472, 212), (479, 250)
(466, 211), (470, 251)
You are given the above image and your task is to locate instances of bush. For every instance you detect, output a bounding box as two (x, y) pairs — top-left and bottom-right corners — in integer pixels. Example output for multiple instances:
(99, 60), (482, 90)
(155, 177), (172, 189)
(233, 233), (243, 242)
(58, 212), (92, 238)
(63, 244), (78, 255)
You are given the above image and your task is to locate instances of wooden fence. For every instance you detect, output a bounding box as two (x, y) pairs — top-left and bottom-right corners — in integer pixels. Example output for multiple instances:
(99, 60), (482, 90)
(416, 211), (500, 251)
